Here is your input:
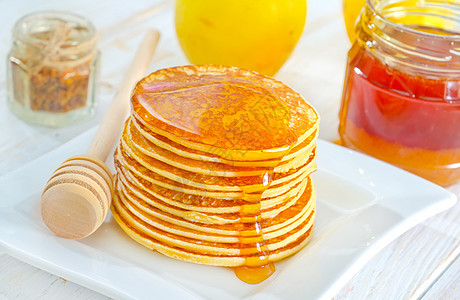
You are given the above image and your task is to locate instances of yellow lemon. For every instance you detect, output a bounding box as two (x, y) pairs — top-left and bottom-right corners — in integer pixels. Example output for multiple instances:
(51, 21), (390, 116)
(175, 0), (307, 76)
(343, 0), (366, 43)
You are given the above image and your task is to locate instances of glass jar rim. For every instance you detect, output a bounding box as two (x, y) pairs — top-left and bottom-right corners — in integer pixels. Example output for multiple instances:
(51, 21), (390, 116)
(366, 0), (460, 41)
(13, 10), (98, 49)
(358, 0), (460, 75)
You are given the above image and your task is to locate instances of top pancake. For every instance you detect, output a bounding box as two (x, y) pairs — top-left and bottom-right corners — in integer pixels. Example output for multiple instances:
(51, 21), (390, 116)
(131, 65), (319, 161)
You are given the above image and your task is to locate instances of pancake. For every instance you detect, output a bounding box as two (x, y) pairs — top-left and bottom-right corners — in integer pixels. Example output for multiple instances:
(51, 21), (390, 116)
(112, 189), (316, 264)
(131, 113), (318, 168)
(110, 65), (320, 283)
(114, 177), (315, 241)
(115, 166), (312, 230)
(116, 139), (316, 193)
(112, 200), (315, 267)
(131, 65), (319, 161)
(127, 118), (317, 176)
(116, 161), (310, 214)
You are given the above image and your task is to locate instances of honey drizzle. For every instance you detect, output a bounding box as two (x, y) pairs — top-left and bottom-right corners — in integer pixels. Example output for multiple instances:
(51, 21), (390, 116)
(234, 149), (291, 284)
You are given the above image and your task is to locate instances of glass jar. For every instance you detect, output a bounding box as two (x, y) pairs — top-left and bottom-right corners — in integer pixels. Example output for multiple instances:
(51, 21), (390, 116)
(338, 0), (460, 186)
(7, 11), (99, 127)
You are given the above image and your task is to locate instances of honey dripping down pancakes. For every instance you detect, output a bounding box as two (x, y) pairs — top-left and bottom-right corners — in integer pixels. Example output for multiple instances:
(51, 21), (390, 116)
(111, 65), (320, 284)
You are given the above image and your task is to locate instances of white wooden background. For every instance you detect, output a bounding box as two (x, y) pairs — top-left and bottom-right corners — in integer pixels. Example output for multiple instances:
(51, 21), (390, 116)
(0, 0), (459, 299)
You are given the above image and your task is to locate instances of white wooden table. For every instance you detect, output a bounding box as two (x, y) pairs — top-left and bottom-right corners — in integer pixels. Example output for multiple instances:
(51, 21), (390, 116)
(0, 0), (459, 299)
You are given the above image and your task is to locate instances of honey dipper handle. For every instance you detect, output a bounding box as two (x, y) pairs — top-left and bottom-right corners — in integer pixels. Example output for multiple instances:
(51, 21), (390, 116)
(86, 29), (160, 160)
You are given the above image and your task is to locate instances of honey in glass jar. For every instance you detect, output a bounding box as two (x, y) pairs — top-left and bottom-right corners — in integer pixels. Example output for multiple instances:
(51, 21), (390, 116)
(339, 0), (460, 186)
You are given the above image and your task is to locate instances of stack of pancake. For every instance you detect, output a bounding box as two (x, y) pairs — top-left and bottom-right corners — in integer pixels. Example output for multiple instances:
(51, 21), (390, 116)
(111, 65), (319, 279)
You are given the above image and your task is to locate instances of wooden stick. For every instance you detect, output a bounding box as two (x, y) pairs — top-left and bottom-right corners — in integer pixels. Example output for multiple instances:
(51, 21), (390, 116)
(41, 30), (160, 239)
(97, 1), (171, 40)
(87, 29), (160, 160)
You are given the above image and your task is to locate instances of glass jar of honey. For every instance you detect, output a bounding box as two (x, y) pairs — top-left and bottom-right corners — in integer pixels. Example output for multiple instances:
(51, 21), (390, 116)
(338, 0), (460, 186)
(7, 11), (99, 127)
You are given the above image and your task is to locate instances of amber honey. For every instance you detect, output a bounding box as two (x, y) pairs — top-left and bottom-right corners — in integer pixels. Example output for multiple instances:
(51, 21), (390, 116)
(339, 0), (460, 186)
(111, 65), (319, 284)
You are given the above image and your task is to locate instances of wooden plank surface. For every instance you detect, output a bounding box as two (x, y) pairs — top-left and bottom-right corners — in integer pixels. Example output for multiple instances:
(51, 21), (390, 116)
(333, 185), (460, 300)
(0, 0), (459, 299)
(423, 248), (460, 299)
(0, 254), (108, 300)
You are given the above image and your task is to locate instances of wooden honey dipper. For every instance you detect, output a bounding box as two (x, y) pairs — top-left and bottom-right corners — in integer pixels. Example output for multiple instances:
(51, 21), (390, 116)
(41, 30), (160, 239)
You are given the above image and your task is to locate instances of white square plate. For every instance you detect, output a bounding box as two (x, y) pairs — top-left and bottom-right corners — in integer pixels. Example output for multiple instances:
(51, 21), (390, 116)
(0, 127), (456, 299)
